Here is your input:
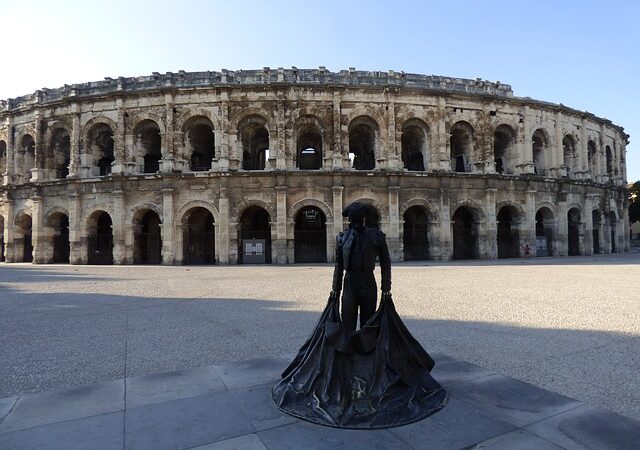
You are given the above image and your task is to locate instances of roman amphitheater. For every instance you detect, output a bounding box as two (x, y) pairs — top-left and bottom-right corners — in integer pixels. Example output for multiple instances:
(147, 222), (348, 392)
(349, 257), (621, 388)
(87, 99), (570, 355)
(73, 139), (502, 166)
(0, 68), (630, 265)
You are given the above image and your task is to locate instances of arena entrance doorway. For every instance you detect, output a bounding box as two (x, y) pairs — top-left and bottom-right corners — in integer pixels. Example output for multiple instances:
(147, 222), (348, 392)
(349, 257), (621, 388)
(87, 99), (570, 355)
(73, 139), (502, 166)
(239, 206), (271, 264)
(15, 212), (33, 263)
(535, 208), (554, 256)
(567, 208), (581, 256)
(50, 213), (70, 263)
(497, 206), (519, 258)
(88, 211), (113, 264)
(592, 210), (602, 254)
(135, 211), (162, 264)
(452, 206), (478, 260)
(403, 206), (430, 261)
(0, 215), (4, 262)
(294, 207), (326, 263)
(183, 207), (215, 264)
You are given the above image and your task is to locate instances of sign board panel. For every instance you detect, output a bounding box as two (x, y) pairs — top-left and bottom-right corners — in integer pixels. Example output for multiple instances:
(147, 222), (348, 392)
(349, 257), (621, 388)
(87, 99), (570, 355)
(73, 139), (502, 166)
(243, 239), (266, 264)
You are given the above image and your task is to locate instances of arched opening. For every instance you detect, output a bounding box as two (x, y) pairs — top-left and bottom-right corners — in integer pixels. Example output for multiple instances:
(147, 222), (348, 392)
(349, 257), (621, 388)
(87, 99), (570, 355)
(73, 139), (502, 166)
(609, 212), (617, 253)
(87, 211), (113, 265)
(452, 206), (479, 260)
(17, 134), (35, 182)
(562, 135), (576, 176)
(294, 206), (327, 263)
(134, 210), (162, 264)
(0, 215), (5, 262)
(493, 125), (516, 174)
(450, 122), (473, 173)
(182, 207), (215, 264)
(0, 140), (7, 179)
(15, 212), (33, 263)
(134, 120), (162, 174)
(567, 208), (581, 256)
(239, 206), (271, 264)
(48, 212), (70, 263)
(606, 145), (613, 176)
(587, 140), (597, 177)
(348, 117), (376, 170)
(403, 206), (430, 261)
(239, 116), (269, 170)
(184, 117), (215, 172)
(592, 210), (602, 254)
(401, 122), (427, 171)
(48, 128), (71, 179)
(535, 208), (554, 256)
(532, 129), (548, 175)
(497, 206), (520, 258)
(296, 129), (322, 170)
(87, 123), (115, 176)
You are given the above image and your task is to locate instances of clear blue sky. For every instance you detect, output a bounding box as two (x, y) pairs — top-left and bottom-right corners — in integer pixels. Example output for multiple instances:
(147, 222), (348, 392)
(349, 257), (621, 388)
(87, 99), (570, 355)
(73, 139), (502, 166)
(1, 0), (638, 181)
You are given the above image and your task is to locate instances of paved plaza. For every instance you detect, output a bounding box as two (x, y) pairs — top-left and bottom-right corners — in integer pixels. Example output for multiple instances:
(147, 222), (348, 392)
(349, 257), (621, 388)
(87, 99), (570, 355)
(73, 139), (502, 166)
(1, 253), (639, 448)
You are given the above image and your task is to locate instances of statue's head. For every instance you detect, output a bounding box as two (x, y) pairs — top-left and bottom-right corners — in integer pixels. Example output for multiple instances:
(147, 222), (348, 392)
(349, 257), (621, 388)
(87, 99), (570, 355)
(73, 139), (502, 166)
(342, 202), (366, 227)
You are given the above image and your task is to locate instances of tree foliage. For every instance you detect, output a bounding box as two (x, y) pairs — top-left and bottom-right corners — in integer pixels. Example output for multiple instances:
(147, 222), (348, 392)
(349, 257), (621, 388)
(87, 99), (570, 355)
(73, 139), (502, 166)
(630, 181), (640, 224)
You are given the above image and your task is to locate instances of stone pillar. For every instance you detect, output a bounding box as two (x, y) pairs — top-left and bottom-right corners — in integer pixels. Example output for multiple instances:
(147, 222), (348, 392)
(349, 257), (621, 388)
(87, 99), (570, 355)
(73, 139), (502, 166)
(524, 190), (537, 255)
(436, 97), (449, 171)
(218, 188), (230, 263)
(387, 185), (400, 261)
(557, 199), (568, 256)
(623, 203), (630, 252)
(3, 119), (14, 185)
(332, 184), (344, 238)
(274, 94), (286, 170)
(439, 190), (452, 260)
(112, 190), (126, 264)
(68, 109), (81, 177)
(519, 106), (535, 174)
(217, 97), (230, 171)
(577, 116), (587, 178)
(161, 188), (174, 264)
(3, 199), (15, 262)
(583, 195), (594, 255)
(331, 94), (344, 169)
(484, 188), (497, 259)
(553, 111), (565, 177)
(383, 98), (398, 170)
(275, 186), (287, 263)
(112, 102), (126, 175)
(31, 196), (45, 263)
(31, 114), (45, 181)
(68, 192), (82, 264)
(161, 95), (175, 173)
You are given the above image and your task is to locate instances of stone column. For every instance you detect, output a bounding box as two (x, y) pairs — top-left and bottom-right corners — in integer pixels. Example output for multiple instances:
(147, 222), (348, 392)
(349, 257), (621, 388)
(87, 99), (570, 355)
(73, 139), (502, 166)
(436, 97), (449, 171)
(31, 114), (45, 181)
(3, 199), (15, 262)
(275, 186), (287, 263)
(524, 190), (537, 256)
(387, 185), (400, 261)
(520, 106), (535, 174)
(484, 188), (497, 259)
(331, 94), (344, 169)
(583, 195), (594, 255)
(112, 102), (126, 175)
(217, 188), (230, 263)
(112, 190), (126, 264)
(439, 190), (452, 260)
(557, 199), (568, 256)
(274, 94), (286, 170)
(217, 97), (230, 171)
(623, 203), (631, 252)
(553, 111), (565, 177)
(332, 184), (344, 238)
(161, 188), (174, 264)
(31, 195), (45, 263)
(68, 109), (81, 177)
(3, 119), (14, 185)
(68, 192), (82, 264)
(161, 94), (175, 173)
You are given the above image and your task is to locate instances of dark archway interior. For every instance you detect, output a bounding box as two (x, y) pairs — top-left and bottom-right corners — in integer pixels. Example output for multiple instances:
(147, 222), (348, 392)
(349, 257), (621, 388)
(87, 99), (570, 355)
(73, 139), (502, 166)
(401, 126), (425, 171)
(567, 208), (581, 256)
(493, 129), (512, 174)
(403, 206), (429, 261)
(349, 123), (375, 170)
(563, 136), (576, 175)
(0, 140), (7, 176)
(50, 129), (71, 179)
(16, 214), (33, 263)
(587, 141), (597, 174)
(497, 207), (519, 258)
(135, 211), (162, 264)
(297, 130), (322, 170)
(90, 124), (115, 176)
(189, 123), (215, 171)
(0, 217), (5, 262)
(592, 210), (601, 254)
(50, 213), (70, 263)
(183, 208), (215, 264)
(88, 212), (113, 265)
(137, 121), (161, 173)
(239, 206), (271, 263)
(606, 146), (613, 175)
(452, 207), (478, 259)
(535, 208), (554, 257)
(532, 131), (546, 175)
(450, 126), (472, 172)
(294, 206), (326, 263)
(20, 135), (35, 180)
(609, 214), (617, 253)
(241, 123), (269, 170)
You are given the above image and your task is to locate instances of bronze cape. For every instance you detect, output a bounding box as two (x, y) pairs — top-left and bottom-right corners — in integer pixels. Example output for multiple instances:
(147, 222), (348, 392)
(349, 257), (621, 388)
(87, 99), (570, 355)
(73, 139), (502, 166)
(271, 294), (448, 428)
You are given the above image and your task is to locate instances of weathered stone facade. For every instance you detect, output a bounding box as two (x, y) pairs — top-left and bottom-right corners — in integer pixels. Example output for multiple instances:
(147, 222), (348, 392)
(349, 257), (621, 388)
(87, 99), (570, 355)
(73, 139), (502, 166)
(0, 68), (630, 265)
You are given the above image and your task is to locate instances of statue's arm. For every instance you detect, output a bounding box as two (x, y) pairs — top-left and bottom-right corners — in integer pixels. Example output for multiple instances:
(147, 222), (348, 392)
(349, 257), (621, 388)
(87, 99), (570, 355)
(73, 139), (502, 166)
(332, 233), (344, 292)
(378, 231), (392, 292)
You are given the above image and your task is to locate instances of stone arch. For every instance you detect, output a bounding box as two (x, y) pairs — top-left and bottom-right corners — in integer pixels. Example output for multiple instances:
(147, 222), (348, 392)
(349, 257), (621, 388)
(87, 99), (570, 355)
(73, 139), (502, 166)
(399, 198), (439, 222)
(128, 202), (164, 225)
(535, 201), (557, 217)
(175, 108), (221, 132)
(81, 116), (118, 143)
(495, 200), (526, 221)
(230, 107), (276, 132)
(129, 112), (166, 134)
(342, 107), (385, 130)
(82, 206), (115, 227)
(44, 119), (73, 143)
(287, 198), (333, 223)
(400, 118), (430, 171)
(347, 197), (389, 224)
(348, 115), (380, 170)
(14, 209), (33, 263)
(451, 199), (486, 222)
(493, 123), (517, 174)
(44, 206), (70, 224)
(230, 199), (276, 224)
(449, 120), (475, 172)
(562, 133), (578, 175)
(294, 114), (325, 170)
(175, 200), (220, 225)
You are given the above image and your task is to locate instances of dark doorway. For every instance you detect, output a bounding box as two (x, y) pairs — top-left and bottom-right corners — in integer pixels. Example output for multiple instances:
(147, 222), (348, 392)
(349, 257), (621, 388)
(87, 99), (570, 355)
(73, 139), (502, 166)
(401, 125), (426, 171)
(88, 212), (113, 264)
(0, 216), (4, 262)
(297, 130), (322, 170)
(497, 207), (519, 258)
(610, 214), (617, 253)
(349, 120), (376, 170)
(567, 208), (581, 256)
(592, 210), (601, 254)
(294, 207), (326, 263)
(403, 206), (430, 261)
(239, 207), (271, 264)
(135, 211), (162, 264)
(535, 208), (554, 257)
(51, 213), (70, 263)
(183, 208), (215, 264)
(240, 118), (269, 170)
(452, 207), (478, 260)
(136, 120), (162, 174)
(16, 214), (34, 263)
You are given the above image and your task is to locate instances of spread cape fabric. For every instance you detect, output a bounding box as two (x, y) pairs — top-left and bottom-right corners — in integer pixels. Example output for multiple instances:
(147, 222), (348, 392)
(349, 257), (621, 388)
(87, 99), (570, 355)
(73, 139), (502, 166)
(272, 295), (447, 428)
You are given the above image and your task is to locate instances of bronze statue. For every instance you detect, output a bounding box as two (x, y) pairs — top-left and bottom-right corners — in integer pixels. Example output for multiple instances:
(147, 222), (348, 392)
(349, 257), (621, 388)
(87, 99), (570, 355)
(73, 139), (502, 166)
(272, 202), (447, 428)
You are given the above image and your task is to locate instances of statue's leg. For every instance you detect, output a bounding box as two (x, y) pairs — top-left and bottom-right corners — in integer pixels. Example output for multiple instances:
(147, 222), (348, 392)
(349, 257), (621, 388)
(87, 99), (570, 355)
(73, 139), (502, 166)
(341, 276), (358, 331)
(359, 273), (378, 328)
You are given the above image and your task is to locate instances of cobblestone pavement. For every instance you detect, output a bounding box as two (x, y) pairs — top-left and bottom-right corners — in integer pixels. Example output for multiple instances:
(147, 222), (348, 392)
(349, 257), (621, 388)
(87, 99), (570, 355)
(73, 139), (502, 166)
(1, 253), (639, 422)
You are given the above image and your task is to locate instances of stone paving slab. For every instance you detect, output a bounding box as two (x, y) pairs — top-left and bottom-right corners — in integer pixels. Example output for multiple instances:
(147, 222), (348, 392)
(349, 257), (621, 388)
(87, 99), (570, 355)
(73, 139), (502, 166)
(0, 354), (639, 450)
